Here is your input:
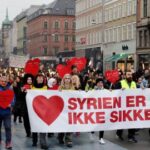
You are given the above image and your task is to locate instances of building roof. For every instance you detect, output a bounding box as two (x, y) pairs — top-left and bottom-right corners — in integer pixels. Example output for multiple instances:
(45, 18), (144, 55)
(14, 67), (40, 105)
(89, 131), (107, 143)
(16, 5), (42, 22)
(27, 0), (75, 22)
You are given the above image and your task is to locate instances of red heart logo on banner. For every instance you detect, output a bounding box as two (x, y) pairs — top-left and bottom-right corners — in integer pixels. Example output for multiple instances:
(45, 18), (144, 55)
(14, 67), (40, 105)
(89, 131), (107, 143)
(33, 95), (64, 125)
(105, 70), (119, 84)
(56, 64), (71, 78)
(24, 58), (41, 76)
(0, 90), (14, 109)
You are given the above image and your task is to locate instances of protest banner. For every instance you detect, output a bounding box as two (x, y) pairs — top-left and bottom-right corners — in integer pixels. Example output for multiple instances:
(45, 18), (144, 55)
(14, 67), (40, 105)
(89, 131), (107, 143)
(9, 54), (29, 68)
(26, 89), (150, 133)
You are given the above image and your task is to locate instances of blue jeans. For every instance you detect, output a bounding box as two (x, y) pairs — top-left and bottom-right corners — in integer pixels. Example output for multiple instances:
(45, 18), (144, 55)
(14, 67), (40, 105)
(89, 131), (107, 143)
(0, 115), (11, 144)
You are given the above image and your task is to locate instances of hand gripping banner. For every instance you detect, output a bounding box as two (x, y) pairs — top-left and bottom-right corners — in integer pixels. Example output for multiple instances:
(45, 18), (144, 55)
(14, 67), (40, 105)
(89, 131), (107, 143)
(26, 89), (150, 133)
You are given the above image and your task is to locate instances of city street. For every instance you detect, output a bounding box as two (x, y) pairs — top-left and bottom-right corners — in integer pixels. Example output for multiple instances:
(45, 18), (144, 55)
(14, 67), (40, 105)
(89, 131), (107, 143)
(1, 121), (150, 150)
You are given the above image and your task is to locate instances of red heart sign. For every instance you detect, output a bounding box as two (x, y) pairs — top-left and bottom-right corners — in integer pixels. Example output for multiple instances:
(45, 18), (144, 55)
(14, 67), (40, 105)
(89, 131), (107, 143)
(105, 70), (119, 84)
(0, 90), (14, 109)
(56, 64), (71, 78)
(33, 95), (64, 125)
(67, 57), (87, 71)
(24, 58), (41, 76)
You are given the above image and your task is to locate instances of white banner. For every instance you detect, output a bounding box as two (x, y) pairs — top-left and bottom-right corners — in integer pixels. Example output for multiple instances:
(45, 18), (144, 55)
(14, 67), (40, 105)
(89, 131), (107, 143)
(26, 89), (150, 133)
(9, 54), (29, 68)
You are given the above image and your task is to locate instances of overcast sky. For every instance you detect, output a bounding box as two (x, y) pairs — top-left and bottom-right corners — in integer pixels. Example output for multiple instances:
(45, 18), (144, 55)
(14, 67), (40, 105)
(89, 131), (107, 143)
(0, 0), (55, 27)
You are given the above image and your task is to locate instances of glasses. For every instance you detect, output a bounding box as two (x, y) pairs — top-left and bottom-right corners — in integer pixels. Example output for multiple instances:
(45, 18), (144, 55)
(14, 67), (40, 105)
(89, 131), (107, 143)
(65, 78), (71, 80)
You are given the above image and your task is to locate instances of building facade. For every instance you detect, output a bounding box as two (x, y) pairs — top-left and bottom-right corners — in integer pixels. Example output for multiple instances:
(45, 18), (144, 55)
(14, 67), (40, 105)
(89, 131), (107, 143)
(11, 19), (18, 54)
(104, 0), (136, 71)
(16, 5), (41, 55)
(75, 0), (137, 72)
(76, 0), (104, 71)
(0, 30), (2, 47)
(137, 0), (150, 70)
(27, 0), (75, 63)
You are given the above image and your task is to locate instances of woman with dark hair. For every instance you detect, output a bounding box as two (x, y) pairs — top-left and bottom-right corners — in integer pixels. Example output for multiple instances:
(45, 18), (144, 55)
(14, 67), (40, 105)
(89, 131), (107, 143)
(13, 76), (22, 123)
(20, 74), (34, 138)
(32, 74), (48, 150)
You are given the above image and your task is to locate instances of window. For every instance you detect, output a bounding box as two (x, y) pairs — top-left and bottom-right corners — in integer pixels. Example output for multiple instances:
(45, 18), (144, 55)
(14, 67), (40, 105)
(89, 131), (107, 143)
(114, 28), (117, 42)
(118, 5), (122, 18)
(64, 48), (69, 51)
(54, 21), (59, 29)
(127, 1), (132, 16)
(127, 24), (132, 40)
(122, 2), (127, 17)
(115, 5), (118, 19)
(43, 47), (47, 55)
(23, 27), (27, 38)
(144, 30), (148, 47)
(72, 35), (75, 42)
(109, 8), (113, 21)
(73, 21), (76, 29)
(43, 35), (47, 42)
(44, 21), (48, 29)
(54, 34), (59, 42)
(143, 0), (147, 17)
(64, 35), (69, 42)
(132, 23), (136, 39)
(139, 31), (143, 47)
(122, 25), (127, 40)
(105, 30), (108, 43)
(54, 47), (59, 55)
(23, 41), (26, 54)
(117, 26), (122, 41)
(64, 21), (69, 29)
(132, 0), (136, 14)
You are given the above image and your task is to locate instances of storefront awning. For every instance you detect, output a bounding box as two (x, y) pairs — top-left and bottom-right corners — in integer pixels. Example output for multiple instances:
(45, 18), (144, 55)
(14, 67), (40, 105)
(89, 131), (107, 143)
(105, 54), (129, 62)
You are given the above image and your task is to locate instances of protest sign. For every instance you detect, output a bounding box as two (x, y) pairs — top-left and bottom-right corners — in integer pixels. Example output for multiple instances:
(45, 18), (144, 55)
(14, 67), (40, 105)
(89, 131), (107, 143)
(26, 89), (150, 133)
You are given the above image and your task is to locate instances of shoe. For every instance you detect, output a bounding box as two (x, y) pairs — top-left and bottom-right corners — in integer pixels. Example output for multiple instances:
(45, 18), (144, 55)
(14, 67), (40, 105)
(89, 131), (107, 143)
(19, 120), (22, 123)
(116, 134), (124, 141)
(99, 138), (105, 144)
(5, 142), (12, 149)
(66, 141), (73, 148)
(128, 137), (138, 143)
(75, 132), (80, 137)
(41, 145), (48, 149)
(48, 133), (54, 138)
(135, 129), (140, 135)
(26, 133), (31, 138)
(57, 136), (64, 144)
(32, 143), (37, 147)
(59, 140), (64, 144)
(89, 133), (94, 142)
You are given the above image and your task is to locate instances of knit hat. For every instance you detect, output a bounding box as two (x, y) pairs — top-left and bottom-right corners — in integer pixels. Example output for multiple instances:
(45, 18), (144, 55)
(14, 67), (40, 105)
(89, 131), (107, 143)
(47, 78), (56, 88)
(96, 78), (104, 85)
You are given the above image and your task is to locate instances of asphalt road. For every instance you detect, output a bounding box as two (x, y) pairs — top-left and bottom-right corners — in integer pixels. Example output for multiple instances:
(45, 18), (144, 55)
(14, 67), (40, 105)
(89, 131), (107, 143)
(0, 120), (150, 150)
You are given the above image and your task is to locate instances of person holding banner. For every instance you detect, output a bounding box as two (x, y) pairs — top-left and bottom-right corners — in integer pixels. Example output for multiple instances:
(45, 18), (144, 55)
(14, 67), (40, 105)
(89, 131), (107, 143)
(0, 74), (15, 149)
(94, 78), (106, 144)
(20, 74), (34, 138)
(71, 75), (81, 90)
(58, 74), (74, 147)
(116, 70), (137, 143)
(47, 77), (59, 138)
(32, 74), (48, 150)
